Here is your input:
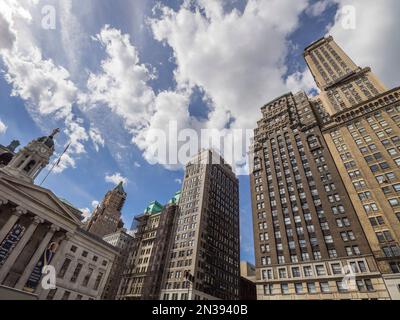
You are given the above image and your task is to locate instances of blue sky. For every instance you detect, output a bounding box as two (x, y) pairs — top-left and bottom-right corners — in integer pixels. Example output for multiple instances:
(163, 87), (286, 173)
(1, 0), (399, 264)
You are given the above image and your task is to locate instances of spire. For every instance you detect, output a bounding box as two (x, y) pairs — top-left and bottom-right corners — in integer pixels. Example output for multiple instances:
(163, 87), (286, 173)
(114, 181), (125, 194)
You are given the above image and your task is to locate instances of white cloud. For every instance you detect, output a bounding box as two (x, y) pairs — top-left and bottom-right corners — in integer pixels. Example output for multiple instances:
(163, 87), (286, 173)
(134, 161), (141, 168)
(305, 0), (333, 17)
(150, 0), (309, 132)
(0, 119), (7, 134)
(134, 89), (198, 169)
(89, 126), (105, 152)
(80, 207), (92, 222)
(105, 172), (128, 186)
(0, 9), (16, 51)
(286, 69), (318, 95)
(91, 200), (99, 208)
(328, 0), (400, 89)
(0, 0), (89, 173)
(83, 25), (156, 133)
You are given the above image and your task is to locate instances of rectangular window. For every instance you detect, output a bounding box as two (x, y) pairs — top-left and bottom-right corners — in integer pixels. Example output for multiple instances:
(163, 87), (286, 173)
(295, 283), (303, 294)
(292, 267), (301, 278)
(93, 272), (104, 291)
(336, 281), (347, 293)
(58, 258), (72, 279)
(307, 282), (317, 294)
(281, 283), (289, 295)
(264, 284), (273, 295)
(331, 263), (342, 275)
(320, 282), (330, 293)
(61, 291), (71, 300)
(70, 263), (83, 283)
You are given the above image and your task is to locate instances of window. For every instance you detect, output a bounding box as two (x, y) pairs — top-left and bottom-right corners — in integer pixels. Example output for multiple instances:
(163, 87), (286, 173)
(70, 246), (77, 253)
(365, 279), (374, 291)
(315, 264), (326, 276)
(295, 283), (304, 294)
(262, 269), (273, 280)
(58, 258), (72, 279)
(336, 281), (347, 293)
(320, 282), (330, 293)
(389, 198), (400, 207)
(82, 268), (94, 287)
(356, 280), (366, 292)
(292, 267), (301, 278)
(313, 251), (322, 260)
(281, 283), (289, 295)
(264, 284), (273, 295)
(328, 249), (338, 258)
(46, 289), (57, 300)
(93, 272), (104, 291)
(390, 262), (400, 273)
(358, 261), (367, 273)
(70, 263), (83, 283)
(304, 266), (313, 277)
(61, 291), (71, 300)
(278, 268), (287, 279)
(307, 282), (317, 294)
(331, 263), (342, 275)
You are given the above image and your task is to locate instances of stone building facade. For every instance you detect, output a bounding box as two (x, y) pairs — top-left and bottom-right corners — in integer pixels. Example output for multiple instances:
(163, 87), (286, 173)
(102, 229), (134, 300)
(86, 182), (126, 238)
(0, 131), (118, 300)
(305, 36), (400, 299)
(117, 199), (176, 300)
(251, 91), (389, 300)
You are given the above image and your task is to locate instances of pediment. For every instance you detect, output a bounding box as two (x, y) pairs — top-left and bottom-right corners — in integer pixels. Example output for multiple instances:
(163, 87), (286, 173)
(0, 174), (82, 225)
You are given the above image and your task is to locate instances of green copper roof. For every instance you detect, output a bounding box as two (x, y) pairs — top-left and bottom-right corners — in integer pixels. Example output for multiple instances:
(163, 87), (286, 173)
(144, 201), (164, 214)
(168, 191), (181, 204)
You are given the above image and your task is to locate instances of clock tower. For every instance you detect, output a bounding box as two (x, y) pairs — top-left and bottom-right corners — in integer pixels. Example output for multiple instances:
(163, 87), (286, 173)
(1, 129), (60, 183)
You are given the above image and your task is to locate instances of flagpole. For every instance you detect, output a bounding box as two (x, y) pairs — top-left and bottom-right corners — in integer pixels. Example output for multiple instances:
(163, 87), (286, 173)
(39, 143), (70, 186)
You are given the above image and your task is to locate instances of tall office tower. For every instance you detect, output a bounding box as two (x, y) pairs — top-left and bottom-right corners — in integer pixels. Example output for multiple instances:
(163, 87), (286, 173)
(250, 91), (389, 300)
(304, 36), (387, 115)
(305, 36), (400, 299)
(86, 182), (126, 238)
(160, 150), (240, 300)
(117, 198), (178, 300)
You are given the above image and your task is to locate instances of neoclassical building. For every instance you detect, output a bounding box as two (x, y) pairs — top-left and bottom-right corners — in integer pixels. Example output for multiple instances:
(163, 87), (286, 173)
(0, 130), (118, 300)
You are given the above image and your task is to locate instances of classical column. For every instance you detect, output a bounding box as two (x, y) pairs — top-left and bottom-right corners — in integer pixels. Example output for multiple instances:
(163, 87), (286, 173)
(0, 206), (27, 245)
(0, 216), (43, 283)
(15, 224), (60, 290)
(52, 232), (73, 273)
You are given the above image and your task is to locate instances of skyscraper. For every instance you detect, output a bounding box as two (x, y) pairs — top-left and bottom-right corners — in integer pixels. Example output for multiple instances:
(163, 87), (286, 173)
(305, 36), (400, 299)
(86, 182), (126, 238)
(250, 91), (390, 299)
(119, 150), (240, 300)
(160, 150), (240, 300)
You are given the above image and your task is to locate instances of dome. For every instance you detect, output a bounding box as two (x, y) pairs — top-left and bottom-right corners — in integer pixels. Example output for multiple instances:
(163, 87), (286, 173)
(37, 128), (60, 149)
(37, 136), (55, 149)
